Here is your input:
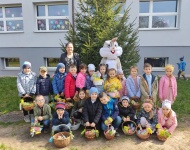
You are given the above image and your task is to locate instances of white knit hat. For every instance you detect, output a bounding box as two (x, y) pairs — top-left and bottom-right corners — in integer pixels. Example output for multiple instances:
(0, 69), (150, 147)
(88, 64), (95, 71)
(162, 99), (171, 109)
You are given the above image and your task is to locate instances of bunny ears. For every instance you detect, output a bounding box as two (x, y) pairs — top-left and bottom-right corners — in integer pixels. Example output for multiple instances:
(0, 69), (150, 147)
(162, 99), (171, 109)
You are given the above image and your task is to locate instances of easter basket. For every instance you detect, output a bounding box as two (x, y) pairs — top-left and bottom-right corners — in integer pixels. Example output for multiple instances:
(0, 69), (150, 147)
(131, 100), (141, 110)
(136, 127), (151, 140)
(65, 102), (74, 110)
(104, 126), (116, 140)
(81, 127), (99, 141)
(52, 124), (73, 148)
(21, 96), (35, 111)
(30, 123), (43, 137)
(156, 128), (170, 142)
(54, 95), (65, 102)
(122, 120), (137, 135)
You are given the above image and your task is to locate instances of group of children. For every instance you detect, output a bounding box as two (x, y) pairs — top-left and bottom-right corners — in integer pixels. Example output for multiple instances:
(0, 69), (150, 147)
(17, 60), (178, 138)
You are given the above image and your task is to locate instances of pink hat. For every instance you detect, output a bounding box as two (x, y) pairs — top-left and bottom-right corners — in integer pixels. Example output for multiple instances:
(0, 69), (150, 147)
(55, 102), (65, 110)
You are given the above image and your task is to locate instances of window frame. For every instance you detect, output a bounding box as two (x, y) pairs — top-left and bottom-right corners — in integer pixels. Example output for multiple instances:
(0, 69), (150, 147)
(45, 57), (60, 70)
(144, 57), (169, 71)
(3, 57), (20, 70)
(34, 2), (69, 32)
(0, 5), (23, 33)
(139, 0), (179, 30)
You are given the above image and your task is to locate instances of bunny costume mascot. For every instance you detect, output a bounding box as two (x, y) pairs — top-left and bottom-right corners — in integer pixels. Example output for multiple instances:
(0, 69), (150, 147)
(100, 38), (123, 70)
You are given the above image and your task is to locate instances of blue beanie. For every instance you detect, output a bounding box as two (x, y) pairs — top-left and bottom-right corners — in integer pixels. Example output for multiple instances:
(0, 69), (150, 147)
(180, 56), (184, 61)
(89, 87), (99, 95)
(55, 63), (65, 73)
(22, 61), (31, 69)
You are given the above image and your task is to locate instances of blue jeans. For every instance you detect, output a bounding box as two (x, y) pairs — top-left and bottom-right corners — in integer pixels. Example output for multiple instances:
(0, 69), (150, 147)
(101, 116), (122, 131)
(40, 119), (50, 128)
(52, 123), (71, 133)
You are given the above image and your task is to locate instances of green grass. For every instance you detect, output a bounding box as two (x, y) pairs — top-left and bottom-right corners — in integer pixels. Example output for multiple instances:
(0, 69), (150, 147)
(0, 77), (190, 119)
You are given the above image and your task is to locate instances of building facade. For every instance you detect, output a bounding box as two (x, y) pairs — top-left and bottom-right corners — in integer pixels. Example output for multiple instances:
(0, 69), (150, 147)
(0, 0), (189, 76)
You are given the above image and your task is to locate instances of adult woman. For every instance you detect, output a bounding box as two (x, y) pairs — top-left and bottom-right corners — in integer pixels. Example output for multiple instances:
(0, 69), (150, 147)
(59, 42), (81, 73)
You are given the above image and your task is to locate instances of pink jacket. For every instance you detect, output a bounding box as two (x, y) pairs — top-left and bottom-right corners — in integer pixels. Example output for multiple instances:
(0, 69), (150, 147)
(157, 108), (177, 134)
(159, 75), (177, 100)
(119, 78), (127, 98)
(76, 72), (86, 89)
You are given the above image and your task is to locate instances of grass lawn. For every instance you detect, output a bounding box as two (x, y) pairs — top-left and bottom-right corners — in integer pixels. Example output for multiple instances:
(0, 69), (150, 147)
(0, 77), (190, 119)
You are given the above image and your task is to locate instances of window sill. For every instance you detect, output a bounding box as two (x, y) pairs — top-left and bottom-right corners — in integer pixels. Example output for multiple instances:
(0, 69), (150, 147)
(2, 67), (20, 70)
(152, 67), (165, 72)
(139, 28), (179, 31)
(0, 31), (24, 34)
(47, 67), (56, 71)
(33, 30), (68, 33)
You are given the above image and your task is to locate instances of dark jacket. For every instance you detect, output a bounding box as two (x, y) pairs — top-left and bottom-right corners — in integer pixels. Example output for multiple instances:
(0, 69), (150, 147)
(59, 52), (81, 73)
(85, 73), (95, 90)
(52, 72), (67, 95)
(82, 97), (102, 124)
(52, 111), (70, 126)
(102, 97), (119, 121)
(36, 74), (53, 96)
(64, 72), (76, 98)
(118, 102), (135, 120)
(71, 99), (86, 116)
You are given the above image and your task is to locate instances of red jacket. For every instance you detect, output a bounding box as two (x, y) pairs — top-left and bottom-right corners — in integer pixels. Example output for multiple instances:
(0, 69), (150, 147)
(64, 72), (76, 98)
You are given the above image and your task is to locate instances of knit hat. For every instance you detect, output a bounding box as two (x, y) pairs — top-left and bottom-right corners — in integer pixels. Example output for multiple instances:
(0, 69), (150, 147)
(55, 63), (65, 73)
(180, 56), (184, 61)
(39, 66), (47, 72)
(117, 69), (123, 75)
(142, 99), (153, 109)
(55, 102), (65, 110)
(88, 64), (95, 71)
(89, 87), (99, 95)
(162, 99), (171, 109)
(22, 61), (31, 69)
(121, 96), (130, 103)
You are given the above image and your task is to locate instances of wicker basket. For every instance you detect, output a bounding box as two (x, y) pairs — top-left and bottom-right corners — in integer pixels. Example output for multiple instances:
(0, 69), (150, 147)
(84, 127), (96, 141)
(65, 102), (74, 110)
(104, 130), (115, 140)
(136, 127), (150, 140)
(157, 134), (167, 142)
(132, 102), (141, 110)
(53, 132), (71, 148)
(122, 120), (136, 135)
(71, 121), (81, 131)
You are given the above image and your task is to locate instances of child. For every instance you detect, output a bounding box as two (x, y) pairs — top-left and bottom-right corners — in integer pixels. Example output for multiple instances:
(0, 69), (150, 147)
(104, 68), (122, 101)
(159, 64), (177, 104)
(33, 95), (52, 133)
(36, 66), (53, 104)
(76, 63), (87, 90)
(177, 56), (187, 80)
(17, 61), (36, 122)
(71, 88), (87, 120)
(158, 99), (177, 134)
(118, 96), (135, 122)
(99, 92), (121, 136)
(117, 69), (127, 100)
(82, 87), (102, 130)
(137, 99), (158, 132)
(86, 64), (95, 92)
(126, 66), (141, 101)
(64, 64), (77, 101)
(140, 63), (158, 104)
(52, 102), (71, 133)
(52, 63), (67, 97)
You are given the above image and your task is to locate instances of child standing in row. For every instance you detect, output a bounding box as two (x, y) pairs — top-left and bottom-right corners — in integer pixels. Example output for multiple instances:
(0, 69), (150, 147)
(99, 92), (121, 136)
(159, 64), (177, 104)
(117, 69), (127, 100)
(104, 68), (122, 101)
(86, 64), (95, 93)
(34, 95), (52, 133)
(126, 66), (141, 101)
(76, 63), (87, 90)
(140, 63), (158, 104)
(52, 63), (67, 97)
(36, 66), (53, 104)
(17, 61), (36, 122)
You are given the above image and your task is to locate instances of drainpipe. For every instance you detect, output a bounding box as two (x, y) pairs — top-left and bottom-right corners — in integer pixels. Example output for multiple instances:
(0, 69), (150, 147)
(72, 0), (75, 29)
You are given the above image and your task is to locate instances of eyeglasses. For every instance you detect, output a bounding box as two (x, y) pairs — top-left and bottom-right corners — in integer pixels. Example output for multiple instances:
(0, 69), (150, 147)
(37, 99), (45, 102)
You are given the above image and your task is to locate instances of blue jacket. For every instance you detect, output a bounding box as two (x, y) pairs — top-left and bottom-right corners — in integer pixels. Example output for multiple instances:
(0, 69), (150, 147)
(85, 73), (95, 90)
(102, 97), (119, 121)
(36, 74), (53, 96)
(52, 72), (67, 94)
(126, 75), (141, 98)
(177, 61), (186, 71)
(52, 111), (70, 126)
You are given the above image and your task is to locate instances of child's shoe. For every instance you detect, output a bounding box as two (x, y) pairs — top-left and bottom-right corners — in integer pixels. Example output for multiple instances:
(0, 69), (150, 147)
(44, 128), (50, 134)
(24, 115), (30, 123)
(115, 132), (120, 137)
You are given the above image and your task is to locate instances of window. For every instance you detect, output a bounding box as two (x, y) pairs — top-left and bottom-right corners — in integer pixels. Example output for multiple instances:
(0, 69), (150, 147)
(3, 58), (20, 68)
(0, 6), (23, 32)
(139, 0), (178, 29)
(35, 3), (69, 31)
(46, 58), (59, 67)
(144, 57), (168, 71)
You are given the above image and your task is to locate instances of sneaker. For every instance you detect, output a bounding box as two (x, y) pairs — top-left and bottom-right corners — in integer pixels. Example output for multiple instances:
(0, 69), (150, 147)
(115, 132), (120, 137)
(24, 115), (30, 123)
(44, 128), (49, 134)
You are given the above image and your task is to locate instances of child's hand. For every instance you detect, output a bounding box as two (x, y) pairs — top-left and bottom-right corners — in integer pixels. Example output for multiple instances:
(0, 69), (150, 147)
(123, 117), (127, 122)
(35, 118), (38, 123)
(38, 116), (43, 121)
(85, 122), (90, 126)
(78, 108), (82, 113)
(66, 98), (71, 101)
(91, 122), (95, 127)
(126, 116), (130, 121)
(57, 94), (60, 97)
(60, 92), (64, 97)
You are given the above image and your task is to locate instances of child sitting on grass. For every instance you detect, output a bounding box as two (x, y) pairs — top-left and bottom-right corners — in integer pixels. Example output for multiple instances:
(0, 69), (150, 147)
(34, 95), (52, 133)
(99, 92), (121, 137)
